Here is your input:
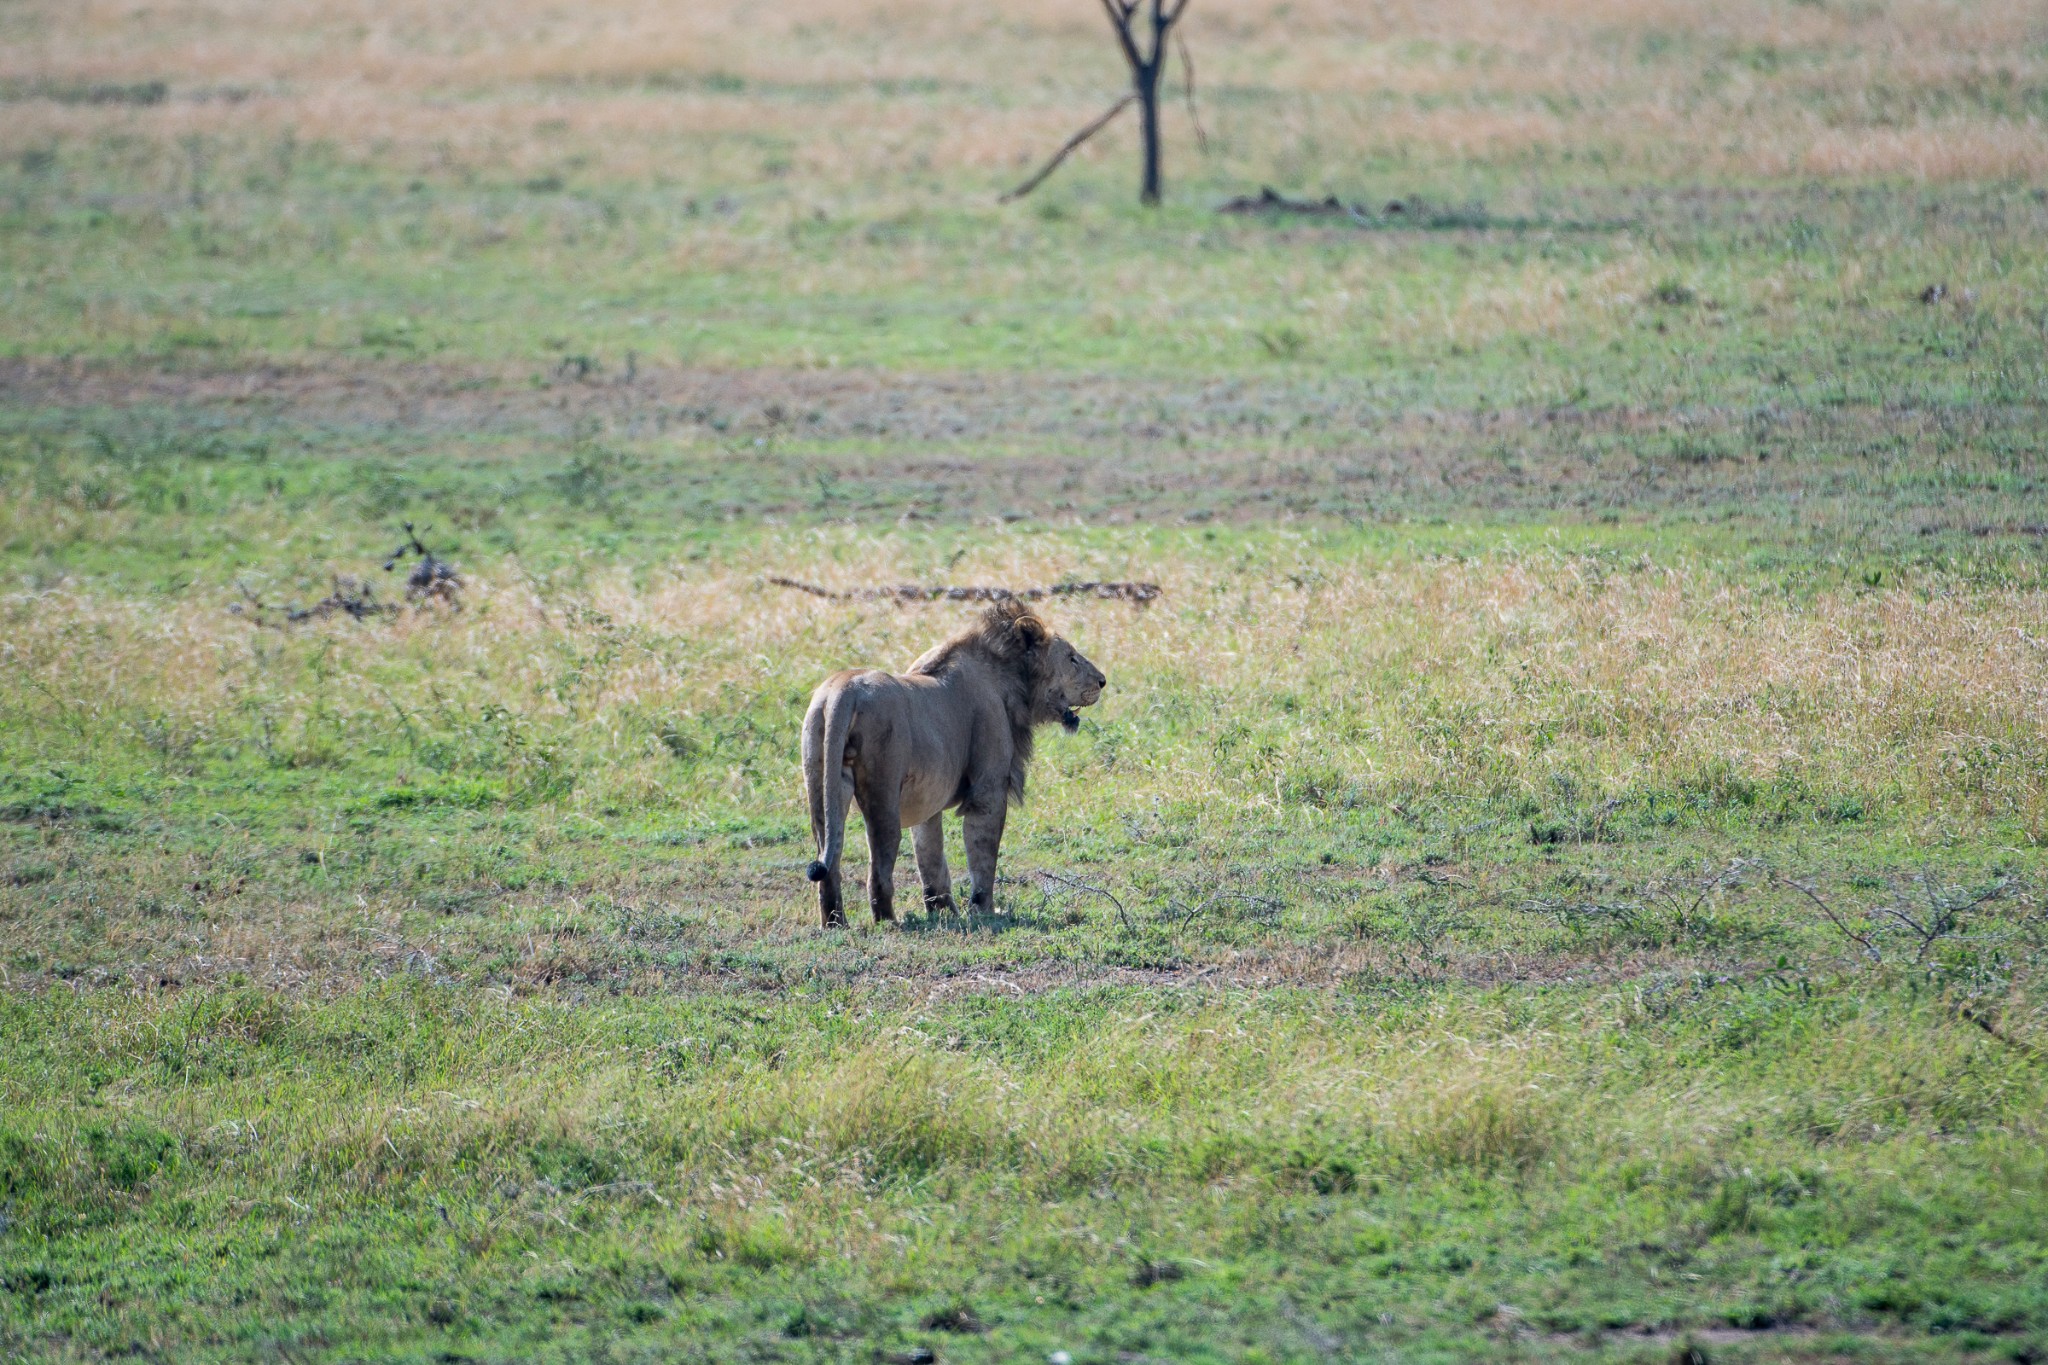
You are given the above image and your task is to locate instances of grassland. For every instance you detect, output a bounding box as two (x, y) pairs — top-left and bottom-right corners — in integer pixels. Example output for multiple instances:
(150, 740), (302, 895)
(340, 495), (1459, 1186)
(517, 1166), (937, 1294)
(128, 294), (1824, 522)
(3, 1), (2048, 1361)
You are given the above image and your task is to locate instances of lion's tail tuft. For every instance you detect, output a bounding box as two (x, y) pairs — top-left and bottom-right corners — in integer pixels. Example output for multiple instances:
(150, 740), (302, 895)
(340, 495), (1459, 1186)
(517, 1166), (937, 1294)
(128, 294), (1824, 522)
(802, 689), (856, 887)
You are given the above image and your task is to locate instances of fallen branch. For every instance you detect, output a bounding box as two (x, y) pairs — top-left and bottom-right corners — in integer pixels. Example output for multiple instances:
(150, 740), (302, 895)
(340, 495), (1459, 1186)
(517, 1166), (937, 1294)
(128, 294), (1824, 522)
(1218, 186), (1359, 218)
(232, 575), (397, 626)
(1030, 870), (1134, 933)
(1516, 897), (1643, 931)
(1000, 94), (1136, 203)
(1776, 875), (1883, 962)
(767, 575), (1161, 607)
(1159, 888), (1283, 935)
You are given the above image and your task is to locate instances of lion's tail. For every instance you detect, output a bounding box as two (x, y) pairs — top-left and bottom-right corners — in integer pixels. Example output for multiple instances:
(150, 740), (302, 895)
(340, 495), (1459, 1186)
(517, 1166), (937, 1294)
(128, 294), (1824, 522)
(803, 689), (856, 882)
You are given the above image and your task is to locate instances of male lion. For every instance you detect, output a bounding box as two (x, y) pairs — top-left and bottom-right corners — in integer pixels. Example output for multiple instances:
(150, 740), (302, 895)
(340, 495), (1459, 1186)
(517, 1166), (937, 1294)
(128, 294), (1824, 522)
(800, 600), (1106, 927)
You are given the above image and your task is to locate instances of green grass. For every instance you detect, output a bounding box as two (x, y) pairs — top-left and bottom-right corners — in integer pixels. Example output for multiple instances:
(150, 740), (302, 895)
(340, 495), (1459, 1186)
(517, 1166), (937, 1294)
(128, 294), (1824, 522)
(4, 1), (2048, 1360)
(6, 979), (2048, 1363)
(8, 160), (2047, 405)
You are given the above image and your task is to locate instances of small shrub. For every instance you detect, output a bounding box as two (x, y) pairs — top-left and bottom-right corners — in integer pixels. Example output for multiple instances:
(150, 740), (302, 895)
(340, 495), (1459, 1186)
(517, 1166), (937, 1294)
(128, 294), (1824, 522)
(1254, 326), (1309, 359)
(85, 1121), (182, 1191)
(804, 1042), (1010, 1177)
(1282, 1146), (1361, 1194)
(1132, 1260), (1185, 1287)
(524, 1135), (620, 1191)
(373, 779), (501, 810)
(0, 1130), (57, 1198)
(921, 1304), (986, 1334)
(731, 1217), (801, 1269)
(1393, 1073), (1555, 1172)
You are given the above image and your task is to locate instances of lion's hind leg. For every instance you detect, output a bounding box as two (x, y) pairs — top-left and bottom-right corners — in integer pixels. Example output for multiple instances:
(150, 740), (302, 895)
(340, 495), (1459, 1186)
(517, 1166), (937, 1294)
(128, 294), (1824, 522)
(912, 815), (955, 916)
(863, 809), (902, 923)
(854, 767), (904, 924)
(803, 689), (858, 929)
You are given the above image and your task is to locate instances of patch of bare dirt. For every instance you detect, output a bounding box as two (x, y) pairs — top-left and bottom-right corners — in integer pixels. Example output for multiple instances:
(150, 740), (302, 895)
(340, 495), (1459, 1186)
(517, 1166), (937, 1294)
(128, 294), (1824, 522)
(0, 353), (1954, 453)
(6, 355), (2031, 533)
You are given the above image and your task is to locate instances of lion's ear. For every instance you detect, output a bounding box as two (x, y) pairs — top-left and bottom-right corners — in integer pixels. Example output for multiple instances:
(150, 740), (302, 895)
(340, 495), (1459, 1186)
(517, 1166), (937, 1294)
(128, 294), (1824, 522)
(1014, 614), (1050, 647)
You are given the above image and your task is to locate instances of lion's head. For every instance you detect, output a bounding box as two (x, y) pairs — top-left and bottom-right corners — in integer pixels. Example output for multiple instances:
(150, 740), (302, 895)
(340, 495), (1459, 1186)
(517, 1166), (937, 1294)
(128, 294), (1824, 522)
(915, 598), (1107, 732)
(1005, 601), (1107, 732)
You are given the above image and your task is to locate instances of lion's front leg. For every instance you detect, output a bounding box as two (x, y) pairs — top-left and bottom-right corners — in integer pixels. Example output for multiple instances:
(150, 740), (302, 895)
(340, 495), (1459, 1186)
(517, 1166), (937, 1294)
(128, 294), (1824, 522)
(912, 815), (954, 916)
(961, 801), (1007, 917)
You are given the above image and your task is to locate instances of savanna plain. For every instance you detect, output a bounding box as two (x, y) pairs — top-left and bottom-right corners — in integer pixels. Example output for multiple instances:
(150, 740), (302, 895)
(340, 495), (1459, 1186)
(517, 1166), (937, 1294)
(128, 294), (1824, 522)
(3, 1), (2048, 1361)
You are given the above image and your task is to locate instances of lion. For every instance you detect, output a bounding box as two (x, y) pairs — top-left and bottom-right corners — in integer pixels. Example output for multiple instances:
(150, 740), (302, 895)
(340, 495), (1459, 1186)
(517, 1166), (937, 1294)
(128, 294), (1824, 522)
(800, 599), (1107, 927)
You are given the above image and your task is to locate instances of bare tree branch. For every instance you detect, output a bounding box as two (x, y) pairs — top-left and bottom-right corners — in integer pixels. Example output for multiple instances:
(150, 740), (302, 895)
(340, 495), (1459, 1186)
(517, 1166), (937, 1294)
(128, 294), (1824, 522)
(1647, 858), (1756, 938)
(1177, 31), (1208, 153)
(1032, 870), (1134, 933)
(1099, 0), (1143, 68)
(999, 94), (1137, 202)
(1777, 875), (1883, 961)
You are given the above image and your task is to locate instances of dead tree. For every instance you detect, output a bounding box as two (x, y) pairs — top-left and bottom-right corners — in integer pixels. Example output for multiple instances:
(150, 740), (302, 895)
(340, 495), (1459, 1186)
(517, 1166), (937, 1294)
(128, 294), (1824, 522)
(1109, 0), (1190, 205)
(384, 523), (462, 606)
(1004, 0), (1193, 206)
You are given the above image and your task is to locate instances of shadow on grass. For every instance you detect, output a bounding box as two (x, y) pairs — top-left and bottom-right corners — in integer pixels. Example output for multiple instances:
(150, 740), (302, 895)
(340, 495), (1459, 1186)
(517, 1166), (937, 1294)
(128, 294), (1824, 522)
(896, 905), (1045, 936)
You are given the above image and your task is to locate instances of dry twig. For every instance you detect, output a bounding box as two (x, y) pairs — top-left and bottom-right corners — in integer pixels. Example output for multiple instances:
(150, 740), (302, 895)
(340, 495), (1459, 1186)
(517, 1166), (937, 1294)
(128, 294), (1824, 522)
(1776, 875), (1884, 961)
(1030, 869), (1134, 933)
(232, 575), (397, 625)
(1878, 876), (2009, 963)
(1649, 858), (1759, 937)
(1177, 32), (1208, 153)
(767, 575), (1161, 607)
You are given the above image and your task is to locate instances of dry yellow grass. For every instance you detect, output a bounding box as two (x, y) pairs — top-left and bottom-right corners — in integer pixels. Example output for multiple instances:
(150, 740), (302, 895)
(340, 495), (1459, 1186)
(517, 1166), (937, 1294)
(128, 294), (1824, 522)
(8, 532), (2045, 842)
(4, 0), (2043, 183)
